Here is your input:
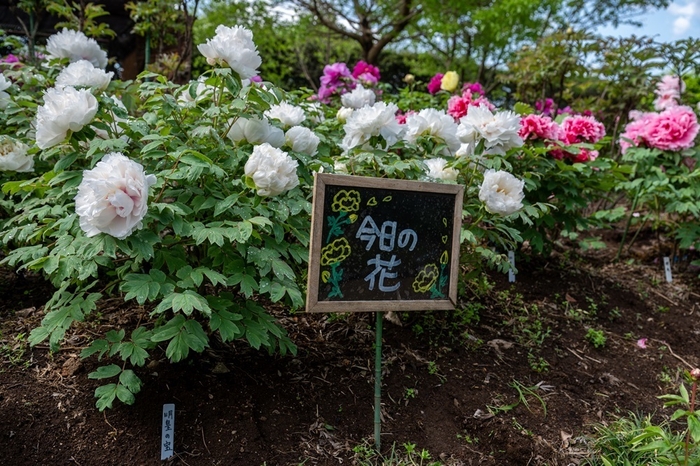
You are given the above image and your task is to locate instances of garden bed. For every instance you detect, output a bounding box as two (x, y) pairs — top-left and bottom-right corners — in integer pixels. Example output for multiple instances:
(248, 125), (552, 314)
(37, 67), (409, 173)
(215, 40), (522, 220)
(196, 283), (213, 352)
(1, 231), (699, 465)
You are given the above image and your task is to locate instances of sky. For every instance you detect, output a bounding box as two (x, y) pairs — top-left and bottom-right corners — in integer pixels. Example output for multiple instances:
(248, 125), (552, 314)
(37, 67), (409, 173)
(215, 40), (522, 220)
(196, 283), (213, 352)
(597, 1), (699, 42)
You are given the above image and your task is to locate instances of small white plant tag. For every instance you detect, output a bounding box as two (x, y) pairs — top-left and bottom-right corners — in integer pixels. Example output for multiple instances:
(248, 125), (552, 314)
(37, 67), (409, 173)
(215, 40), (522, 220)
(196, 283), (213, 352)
(663, 256), (672, 283)
(508, 250), (516, 283)
(161, 403), (175, 460)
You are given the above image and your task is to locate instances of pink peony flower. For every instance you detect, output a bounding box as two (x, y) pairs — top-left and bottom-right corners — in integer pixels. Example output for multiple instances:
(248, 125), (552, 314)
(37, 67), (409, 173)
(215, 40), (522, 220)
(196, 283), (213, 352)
(654, 75), (684, 111)
(352, 60), (380, 83)
(619, 111), (655, 153)
(636, 338), (647, 349)
(570, 148), (599, 163)
(519, 114), (560, 141)
(395, 109), (417, 125)
(447, 92), (472, 119)
(645, 105), (699, 152)
(427, 73), (444, 94)
(559, 115), (606, 144)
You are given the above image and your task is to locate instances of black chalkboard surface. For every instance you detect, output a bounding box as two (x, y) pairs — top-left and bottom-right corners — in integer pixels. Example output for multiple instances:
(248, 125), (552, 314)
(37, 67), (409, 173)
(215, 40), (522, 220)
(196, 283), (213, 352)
(306, 173), (464, 312)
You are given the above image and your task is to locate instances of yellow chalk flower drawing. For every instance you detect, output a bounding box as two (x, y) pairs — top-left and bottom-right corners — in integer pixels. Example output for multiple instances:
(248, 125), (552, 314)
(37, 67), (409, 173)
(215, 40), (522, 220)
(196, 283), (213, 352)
(412, 263), (439, 293)
(440, 250), (449, 265)
(321, 237), (351, 266)
(331, 190), (360, 213)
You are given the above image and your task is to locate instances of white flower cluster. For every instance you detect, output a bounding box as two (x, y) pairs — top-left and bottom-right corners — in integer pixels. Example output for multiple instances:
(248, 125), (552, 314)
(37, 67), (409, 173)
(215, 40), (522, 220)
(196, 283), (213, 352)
(424, 158), (458, 181)
(404, 108), (461, 155)
(197, 25), (262, 79)
(0, 137), (33, 172)
(55, 60), (113, 91)
(36, 86), (99, 149)
(478, 169), (525, 216)
(244, 143), (299, 196)
(457, 106), (523, 156)
(227, 116), (284, 147)
(265, 102), (306, 128)
(285, 126), (319, 156)
(75, 153), (156, 239)
(341, 102), (403, 151)
(0, 73), (11, 109)
(46, 29), (108, 69)
(341, 84), (376, 109)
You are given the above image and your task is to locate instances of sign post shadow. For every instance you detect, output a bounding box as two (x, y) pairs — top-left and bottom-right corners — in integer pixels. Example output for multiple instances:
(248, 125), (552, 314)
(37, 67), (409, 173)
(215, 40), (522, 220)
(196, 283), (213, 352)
(306, 173), (464, 452)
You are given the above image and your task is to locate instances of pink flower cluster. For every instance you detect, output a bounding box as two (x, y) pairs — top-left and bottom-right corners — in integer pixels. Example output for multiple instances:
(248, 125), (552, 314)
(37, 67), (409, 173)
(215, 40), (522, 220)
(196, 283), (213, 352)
(518, 114), (560, 141)
(316, 60), (382, 103)
(520, 113), (606, 163)
(654, 75), (685, 111)
(620, 105), (699, 153)
(446, 89), (494, 120)
(352, 60), (380, 85)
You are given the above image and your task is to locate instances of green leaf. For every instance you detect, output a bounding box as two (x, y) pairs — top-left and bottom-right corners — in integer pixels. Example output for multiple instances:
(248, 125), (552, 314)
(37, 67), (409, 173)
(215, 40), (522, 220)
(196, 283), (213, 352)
(116, 384), (136, 405)
(88, 364), (122, 380)
(119, 370), (142, 394)
(95, 384), (118, 411)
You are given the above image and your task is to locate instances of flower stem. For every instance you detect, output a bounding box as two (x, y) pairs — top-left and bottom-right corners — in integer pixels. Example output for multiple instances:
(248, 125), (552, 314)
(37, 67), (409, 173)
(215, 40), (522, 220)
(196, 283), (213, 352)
(685, 380), (697, 466)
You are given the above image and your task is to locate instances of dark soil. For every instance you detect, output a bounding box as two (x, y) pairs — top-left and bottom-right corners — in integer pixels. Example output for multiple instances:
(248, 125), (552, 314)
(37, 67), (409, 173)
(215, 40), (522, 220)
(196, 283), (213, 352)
(1, 230), (700, 465)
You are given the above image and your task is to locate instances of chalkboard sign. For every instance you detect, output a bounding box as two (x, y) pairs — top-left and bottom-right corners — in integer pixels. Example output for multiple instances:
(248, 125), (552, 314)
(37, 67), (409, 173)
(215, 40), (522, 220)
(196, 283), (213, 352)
(306, 173), (464, 312)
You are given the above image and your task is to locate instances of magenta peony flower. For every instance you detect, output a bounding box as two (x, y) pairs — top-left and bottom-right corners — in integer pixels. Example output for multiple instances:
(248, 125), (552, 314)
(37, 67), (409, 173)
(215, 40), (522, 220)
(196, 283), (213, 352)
(352, 60), (380, 83)
(462, 82), (485, 96)
(1, 54), (19, 64)
(427, 73), (444, 94)
(534, 98), (554, 116)
(519, 114), (560, 141)
(645, 105), (699, 152)
(570, 148), (599, 163)
(320, 62), (352, 87)
(559, 115), (606, 144)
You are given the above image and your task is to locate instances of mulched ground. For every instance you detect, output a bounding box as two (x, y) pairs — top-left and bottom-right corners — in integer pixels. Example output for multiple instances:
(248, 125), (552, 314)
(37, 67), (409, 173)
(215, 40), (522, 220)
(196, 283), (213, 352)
(1, 229), (699, 465)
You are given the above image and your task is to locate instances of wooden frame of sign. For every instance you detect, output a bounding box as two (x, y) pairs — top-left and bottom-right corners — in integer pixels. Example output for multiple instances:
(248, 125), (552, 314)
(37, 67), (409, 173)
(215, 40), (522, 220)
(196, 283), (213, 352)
(306, 173), (464, 313)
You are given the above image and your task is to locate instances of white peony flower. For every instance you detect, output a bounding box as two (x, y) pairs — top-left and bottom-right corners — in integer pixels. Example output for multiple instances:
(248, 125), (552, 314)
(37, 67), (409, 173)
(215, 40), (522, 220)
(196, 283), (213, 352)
(227, 116), (284, 147)
(478, 169), (525, 216)
(35, 86), (99, 149)
(404, 108), (461, 155)
(244, 143), (299, 196)
(336, 107), (354, 123)
(74, 152), (156, 239)
(0, 73), (11, 109)
(55, 60), (113, 91)
(285, 126), (320, 156)
(264, 102), (306, 128)
(46, 29), (108, 69)
(197, 25), (262, 79)
(334, 161), (349, 174)
(340, 84), (376, 109)
(424, 158), (458, 181)
(458, 106), (523, 156)
(0, 137), (33, 172)
(340, 102), (403, 151)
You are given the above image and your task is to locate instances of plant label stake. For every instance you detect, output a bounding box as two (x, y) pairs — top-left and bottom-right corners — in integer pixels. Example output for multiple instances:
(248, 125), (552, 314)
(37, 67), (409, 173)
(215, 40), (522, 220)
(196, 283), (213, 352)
(374, 311), (383, 451)
(663, 256), (672, 283)
(161, 403), (175, 460)
(306, 174), (463, 452)
(508, 250), (516, 283)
